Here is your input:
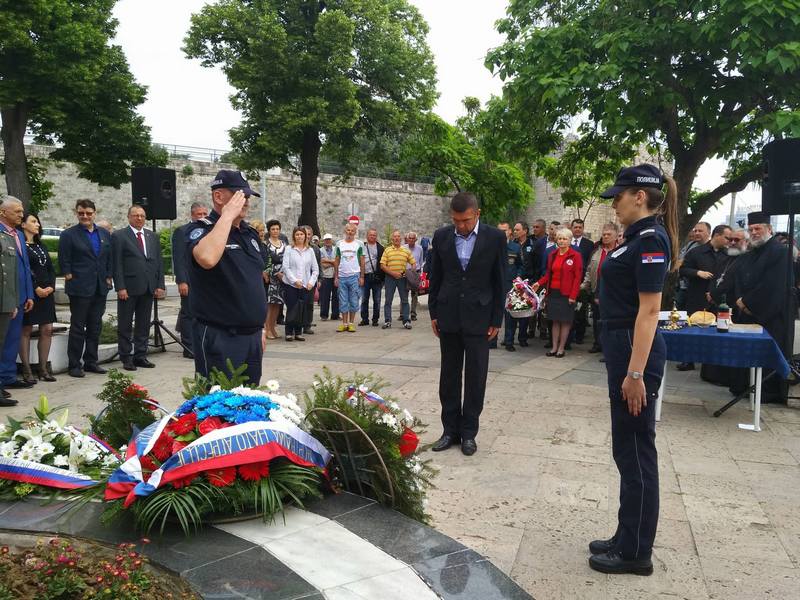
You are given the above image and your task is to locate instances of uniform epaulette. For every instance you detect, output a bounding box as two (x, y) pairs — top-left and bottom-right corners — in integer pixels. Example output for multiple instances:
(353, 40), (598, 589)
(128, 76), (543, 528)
(198, 218), (213, 226)
(639, 228), (656, 238)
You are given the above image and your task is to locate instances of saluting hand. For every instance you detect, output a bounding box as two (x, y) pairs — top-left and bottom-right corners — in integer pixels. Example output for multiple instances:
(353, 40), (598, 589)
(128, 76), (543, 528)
(221, 190), (247, 221)
(622, 375), (647, 417)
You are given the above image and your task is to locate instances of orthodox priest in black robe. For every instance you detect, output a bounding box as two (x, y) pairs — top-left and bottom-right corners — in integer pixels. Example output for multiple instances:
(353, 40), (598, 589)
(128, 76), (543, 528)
(728, 212), (795, 403)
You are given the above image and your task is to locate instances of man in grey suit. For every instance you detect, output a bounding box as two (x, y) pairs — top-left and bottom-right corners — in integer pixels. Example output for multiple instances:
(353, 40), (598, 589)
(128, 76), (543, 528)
(171, 202), (209, 358)
(112, 205), (165, 370)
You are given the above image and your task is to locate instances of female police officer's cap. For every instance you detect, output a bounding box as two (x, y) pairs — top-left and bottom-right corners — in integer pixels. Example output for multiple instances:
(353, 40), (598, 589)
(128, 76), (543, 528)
(599, 164), (665, 198)
(210, 169), (261, 197)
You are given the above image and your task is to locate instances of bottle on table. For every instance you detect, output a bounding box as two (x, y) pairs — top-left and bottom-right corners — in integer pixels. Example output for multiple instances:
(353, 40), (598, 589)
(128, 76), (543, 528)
(716, 295), (730, 333)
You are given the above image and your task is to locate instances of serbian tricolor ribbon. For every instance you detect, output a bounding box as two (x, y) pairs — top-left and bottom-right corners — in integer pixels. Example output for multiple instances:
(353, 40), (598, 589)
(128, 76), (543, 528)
(346, 386), (390, 412)
(0, 458), (98, 490)
(105, 418), (331, 507)
(641, 252), (665, 264)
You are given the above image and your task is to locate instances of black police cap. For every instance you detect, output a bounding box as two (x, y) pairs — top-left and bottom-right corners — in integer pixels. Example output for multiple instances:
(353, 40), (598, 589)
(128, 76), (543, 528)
(210, 170), (261, 197)
(600, 164), (665, 199)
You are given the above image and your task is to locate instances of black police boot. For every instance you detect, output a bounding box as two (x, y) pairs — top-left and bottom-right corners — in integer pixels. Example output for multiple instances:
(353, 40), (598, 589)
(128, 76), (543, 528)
(589, 536), (617, 555)
(588, 551), (653, 576)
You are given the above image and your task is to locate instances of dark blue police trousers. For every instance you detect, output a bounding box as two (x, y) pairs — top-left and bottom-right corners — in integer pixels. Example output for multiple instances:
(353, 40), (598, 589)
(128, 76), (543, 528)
(193, 321), (263, 386)
(600, 325), (666, 560)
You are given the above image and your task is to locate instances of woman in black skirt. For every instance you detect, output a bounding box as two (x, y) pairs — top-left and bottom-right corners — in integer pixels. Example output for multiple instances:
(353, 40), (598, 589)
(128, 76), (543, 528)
(20, 213), (57, 382)
(533, 228), (583, 357)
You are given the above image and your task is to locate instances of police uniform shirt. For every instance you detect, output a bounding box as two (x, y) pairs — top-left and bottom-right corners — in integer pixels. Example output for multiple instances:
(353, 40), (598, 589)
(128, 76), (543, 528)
(186, 211), (267, 329)
(598, 216), (670, 320)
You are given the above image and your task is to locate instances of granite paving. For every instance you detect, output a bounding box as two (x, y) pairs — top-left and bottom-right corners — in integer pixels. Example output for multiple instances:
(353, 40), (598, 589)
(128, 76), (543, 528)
(6, 290), (800, 599)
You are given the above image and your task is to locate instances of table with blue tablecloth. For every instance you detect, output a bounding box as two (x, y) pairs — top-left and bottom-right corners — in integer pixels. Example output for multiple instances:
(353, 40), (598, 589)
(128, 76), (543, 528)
(657, 326), (792, 431)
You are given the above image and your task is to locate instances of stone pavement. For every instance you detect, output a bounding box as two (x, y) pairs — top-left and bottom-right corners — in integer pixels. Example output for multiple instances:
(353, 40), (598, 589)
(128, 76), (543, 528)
(7, 294), (800, 599)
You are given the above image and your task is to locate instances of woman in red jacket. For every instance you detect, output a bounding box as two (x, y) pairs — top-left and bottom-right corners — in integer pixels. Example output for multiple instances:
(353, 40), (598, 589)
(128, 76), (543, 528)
(533, 228), (583, 357)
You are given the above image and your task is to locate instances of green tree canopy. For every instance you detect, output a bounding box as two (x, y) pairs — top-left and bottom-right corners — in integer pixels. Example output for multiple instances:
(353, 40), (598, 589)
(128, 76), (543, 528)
(184, 0), (437, 234)
(401, 102), (533, 223)
(0, 0), (160, 208)
(487, 0), (800, 240)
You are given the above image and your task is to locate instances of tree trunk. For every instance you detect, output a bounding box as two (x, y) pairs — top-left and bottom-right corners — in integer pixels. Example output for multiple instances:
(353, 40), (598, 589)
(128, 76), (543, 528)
(671, 158), (702, 246)
(298, 130), (321, 235)
(0, 104), (32, 208)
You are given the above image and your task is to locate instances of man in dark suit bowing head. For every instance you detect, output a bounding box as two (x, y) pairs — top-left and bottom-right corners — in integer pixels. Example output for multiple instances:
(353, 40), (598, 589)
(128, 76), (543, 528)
(428, 192), (506, 456)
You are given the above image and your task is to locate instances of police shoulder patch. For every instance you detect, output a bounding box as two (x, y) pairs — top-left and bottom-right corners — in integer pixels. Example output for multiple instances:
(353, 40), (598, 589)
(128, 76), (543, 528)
(189, 228), (205, 241)
(250, 238), (260, 251)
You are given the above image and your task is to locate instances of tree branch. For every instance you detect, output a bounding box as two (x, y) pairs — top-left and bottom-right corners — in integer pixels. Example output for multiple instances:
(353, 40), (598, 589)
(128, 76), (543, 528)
(689, 164), (762, 222)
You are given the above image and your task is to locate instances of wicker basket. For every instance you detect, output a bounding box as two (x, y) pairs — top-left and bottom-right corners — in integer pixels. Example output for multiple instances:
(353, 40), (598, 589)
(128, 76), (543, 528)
(508, 308), (534, 319)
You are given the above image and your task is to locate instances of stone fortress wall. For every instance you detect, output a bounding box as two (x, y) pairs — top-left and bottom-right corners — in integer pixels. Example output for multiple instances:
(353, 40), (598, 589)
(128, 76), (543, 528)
(1, 144), (631, 241)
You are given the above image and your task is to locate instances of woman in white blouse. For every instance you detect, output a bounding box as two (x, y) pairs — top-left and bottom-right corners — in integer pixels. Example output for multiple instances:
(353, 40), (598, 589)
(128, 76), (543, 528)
(281, 226), (319, 341)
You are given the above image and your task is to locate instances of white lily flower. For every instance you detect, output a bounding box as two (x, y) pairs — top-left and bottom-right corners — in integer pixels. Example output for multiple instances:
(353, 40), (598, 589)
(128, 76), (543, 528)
(0, 441), (17, 458)
(53, 454), (69, 467)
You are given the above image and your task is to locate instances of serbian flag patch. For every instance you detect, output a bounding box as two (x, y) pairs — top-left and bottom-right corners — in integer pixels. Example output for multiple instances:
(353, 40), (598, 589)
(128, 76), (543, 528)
(641, 252), (665, 264)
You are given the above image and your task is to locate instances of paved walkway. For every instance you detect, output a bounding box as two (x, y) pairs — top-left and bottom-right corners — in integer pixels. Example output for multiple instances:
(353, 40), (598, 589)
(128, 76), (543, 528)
(7, 295), (800, 599)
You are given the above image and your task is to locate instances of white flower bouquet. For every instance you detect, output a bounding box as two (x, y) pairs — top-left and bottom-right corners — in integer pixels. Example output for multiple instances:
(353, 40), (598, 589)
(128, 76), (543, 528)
(506, 277), (541, 318)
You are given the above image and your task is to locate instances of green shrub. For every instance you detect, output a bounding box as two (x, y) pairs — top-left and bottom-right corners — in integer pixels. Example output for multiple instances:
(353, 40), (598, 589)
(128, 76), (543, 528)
(41, 237), (59, 253)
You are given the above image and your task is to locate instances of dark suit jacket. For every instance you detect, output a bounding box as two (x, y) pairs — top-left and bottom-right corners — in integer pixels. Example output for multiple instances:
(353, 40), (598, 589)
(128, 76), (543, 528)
(573, 237), (595, 275)
(112, 227), (165, 296)
(171, 223), (190, 285)
(679, 242), (731, 313)
(428, 222), (505, 335)
(57, 224), (113, 297)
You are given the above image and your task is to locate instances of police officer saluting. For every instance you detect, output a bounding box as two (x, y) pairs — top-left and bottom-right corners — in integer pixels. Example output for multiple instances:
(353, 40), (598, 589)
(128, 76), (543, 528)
(186, 170), (267, 385)
(589, 164), (678, 576)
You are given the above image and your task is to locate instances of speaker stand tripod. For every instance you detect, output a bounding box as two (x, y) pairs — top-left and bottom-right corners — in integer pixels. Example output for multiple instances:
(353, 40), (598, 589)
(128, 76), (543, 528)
(147, 217), (193, 357)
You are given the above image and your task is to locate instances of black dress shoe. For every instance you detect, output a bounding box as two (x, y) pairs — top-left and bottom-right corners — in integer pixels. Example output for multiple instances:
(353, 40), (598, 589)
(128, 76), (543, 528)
(588, 551), (653, 576)
(431, 434), (460, 452)
(134, 358), (156, 368)
(519, 340), (529, 347)
(0, 397), (17, 407)
(588, 345), (602, 353)
(589, 536), (617, 555)
(676, 362), (695, 371)
(84, 364), (108, 374)
(359, 320), (370, 326)
(371, 321), (379, 327)
(461, 439), (477, 456)
(1, 389), (9, 399)
(68, 368), (85, 378)
(303, 328), (315, 335)
(122, 361), (137, 371)
(505, 344), (516, 352)
(5, 379), (35, 389)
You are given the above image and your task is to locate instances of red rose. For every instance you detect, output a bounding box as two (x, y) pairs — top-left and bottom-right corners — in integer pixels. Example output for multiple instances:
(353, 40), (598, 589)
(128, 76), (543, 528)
(206, 467), (237, 487)
(170, 473), (198, 489)
(167, 413), (197, 436)
(198, 417), (229, 436)
(398, 427), (419, 457)
(151, 433), (174, 461)
(238, 462), (270, 482)
(172, 440), (188, 455)
(123, 384), (148, 399)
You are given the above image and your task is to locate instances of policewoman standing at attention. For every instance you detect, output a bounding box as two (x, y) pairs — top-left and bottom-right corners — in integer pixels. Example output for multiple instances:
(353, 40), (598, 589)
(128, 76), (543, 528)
(186, 170), (268, 386)
(588, 164), (678, 576)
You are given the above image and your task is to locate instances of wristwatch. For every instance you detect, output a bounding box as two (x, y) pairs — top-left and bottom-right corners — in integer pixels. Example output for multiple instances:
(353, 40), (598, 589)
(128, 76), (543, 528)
(627, 370), (643, 380)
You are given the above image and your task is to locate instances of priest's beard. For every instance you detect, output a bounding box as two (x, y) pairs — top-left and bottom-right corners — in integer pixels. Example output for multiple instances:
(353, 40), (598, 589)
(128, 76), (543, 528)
(749, 233), (773, 248)
(727, 247), (744, 256)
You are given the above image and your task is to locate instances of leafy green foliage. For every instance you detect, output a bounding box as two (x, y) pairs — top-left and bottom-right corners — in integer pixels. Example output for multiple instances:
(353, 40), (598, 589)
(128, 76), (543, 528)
(0, 157), (54, 213)
(88, 370), (158, 449)
(401, 108), (533, 223)
(487, 0), (800, 240)
(0, 1), (162, 205)
(304, 368), (436, 523)
(184, 0), (437, 231)
(181, 359), (253, 400)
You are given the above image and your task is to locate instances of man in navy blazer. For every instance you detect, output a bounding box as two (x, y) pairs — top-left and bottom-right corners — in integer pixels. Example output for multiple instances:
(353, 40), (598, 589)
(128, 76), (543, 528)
(428, 192), (505, 456)
(112, 205), (165, 370)
(0, 198), (34, 390)
(570, 218), (595, 345)
(58, 199), (114, 377)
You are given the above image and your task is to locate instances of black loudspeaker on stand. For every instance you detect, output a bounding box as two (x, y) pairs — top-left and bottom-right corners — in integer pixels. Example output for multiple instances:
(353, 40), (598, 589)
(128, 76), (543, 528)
(131, 166), (191, 356)
(131, 167), (177, 220)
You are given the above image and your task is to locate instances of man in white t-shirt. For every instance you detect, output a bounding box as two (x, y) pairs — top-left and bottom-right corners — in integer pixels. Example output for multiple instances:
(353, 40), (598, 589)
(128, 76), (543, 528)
(334, 224), (365, 332)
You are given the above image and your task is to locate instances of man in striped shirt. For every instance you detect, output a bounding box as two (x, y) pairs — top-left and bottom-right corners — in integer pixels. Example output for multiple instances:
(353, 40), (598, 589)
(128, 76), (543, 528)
(380, 230), (416, 329)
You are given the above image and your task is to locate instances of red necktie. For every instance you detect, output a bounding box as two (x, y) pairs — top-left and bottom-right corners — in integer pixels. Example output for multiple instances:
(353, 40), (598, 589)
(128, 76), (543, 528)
(136, 231), (145, 254)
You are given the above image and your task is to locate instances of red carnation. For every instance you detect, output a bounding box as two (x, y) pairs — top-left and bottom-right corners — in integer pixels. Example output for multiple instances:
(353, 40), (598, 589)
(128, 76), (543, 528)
(167, 412), (197, 436)
(206, 467), (237, 487)
(170, 473), (198, 489)
(172, 440), (188, 455)
(398, 427), (419, 457)
(238, 462), (270, 482)
(123, 384), (148, 399)
(198, 416), (229, 436)
(151, 433), (174, 461)
(139, 455), (158, 474)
